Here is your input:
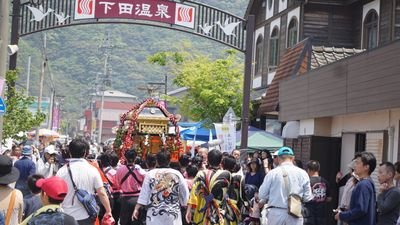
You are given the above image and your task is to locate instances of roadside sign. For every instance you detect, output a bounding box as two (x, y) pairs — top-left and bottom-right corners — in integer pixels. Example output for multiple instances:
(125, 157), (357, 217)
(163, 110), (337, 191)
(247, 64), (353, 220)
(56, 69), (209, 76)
(0, 97), (6, 116)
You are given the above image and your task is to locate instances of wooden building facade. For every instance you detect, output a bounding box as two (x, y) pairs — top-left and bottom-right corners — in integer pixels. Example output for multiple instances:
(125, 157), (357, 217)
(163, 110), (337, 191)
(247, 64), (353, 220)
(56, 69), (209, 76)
(247, 0), (400, 92)
(247, 1), (400, 220)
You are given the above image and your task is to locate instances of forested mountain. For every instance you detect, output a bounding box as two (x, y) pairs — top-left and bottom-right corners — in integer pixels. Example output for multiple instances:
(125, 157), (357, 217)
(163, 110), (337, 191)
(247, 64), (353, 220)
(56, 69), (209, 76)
(15, 0), (248, 124)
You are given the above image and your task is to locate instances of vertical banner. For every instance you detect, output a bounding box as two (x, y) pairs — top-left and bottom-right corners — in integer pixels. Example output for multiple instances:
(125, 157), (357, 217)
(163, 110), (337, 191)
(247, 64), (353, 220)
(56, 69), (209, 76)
(190, 126), (197, 157)
(52, 107), (60, 131)
(214, 123), (236, 153)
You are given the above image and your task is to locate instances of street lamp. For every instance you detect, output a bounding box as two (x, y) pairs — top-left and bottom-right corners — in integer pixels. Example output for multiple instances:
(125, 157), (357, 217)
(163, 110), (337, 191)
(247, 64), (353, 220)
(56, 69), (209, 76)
(7, 45), (19, 55)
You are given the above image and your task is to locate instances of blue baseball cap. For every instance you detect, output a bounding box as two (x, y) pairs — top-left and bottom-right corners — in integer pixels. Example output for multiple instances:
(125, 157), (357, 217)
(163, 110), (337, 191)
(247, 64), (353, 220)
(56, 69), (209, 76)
(22, 145), (32, 155)
(277, 147), (294, 156)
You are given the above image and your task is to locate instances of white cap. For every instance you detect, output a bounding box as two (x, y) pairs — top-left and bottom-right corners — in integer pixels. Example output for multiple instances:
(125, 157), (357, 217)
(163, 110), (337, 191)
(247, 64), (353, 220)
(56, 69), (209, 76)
(272, 150), (279, 156)
(44, 145), (58, 155)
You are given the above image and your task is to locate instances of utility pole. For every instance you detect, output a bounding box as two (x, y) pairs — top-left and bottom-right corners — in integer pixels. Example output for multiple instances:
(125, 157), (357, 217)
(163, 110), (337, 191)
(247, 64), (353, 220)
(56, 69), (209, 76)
(9, 0), (20, 72)
(48, 89), (55, 130)
(0, 0), (10, 144)
(90, 74), (100, 141)
(0, 0), (9, 78)
(164, 74), (167, 99)
(35, 33), (47, 145)
(97, 33), (114, 144)
(148, 74), (168, 103)
(47, 59), (56, 130)
(240, 15), (255, 149)
(26, 56), (31, 95)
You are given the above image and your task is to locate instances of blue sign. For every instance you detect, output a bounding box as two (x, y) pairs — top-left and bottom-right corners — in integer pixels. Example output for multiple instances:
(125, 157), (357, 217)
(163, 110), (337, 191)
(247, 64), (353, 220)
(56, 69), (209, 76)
(0, 97), (6, 116)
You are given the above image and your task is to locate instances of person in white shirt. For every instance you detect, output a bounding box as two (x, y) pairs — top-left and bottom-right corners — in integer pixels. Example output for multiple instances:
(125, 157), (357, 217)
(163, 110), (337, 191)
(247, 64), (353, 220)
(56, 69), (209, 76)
(56, 138), (112, 225)
(259, 147), (313, 225)
(36, 145), (59, 178)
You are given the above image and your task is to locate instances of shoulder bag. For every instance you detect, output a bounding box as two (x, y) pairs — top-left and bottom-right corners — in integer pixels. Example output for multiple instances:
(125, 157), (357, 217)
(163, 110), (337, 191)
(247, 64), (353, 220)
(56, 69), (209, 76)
(5, 190), (17, 225)
(281, 167), (303, 218)
(67, 163), (100, 220)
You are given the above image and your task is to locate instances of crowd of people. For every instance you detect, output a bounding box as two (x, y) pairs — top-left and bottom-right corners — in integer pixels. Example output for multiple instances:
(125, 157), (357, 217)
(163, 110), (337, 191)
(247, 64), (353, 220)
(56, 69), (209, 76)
(1, 137), (400, 225)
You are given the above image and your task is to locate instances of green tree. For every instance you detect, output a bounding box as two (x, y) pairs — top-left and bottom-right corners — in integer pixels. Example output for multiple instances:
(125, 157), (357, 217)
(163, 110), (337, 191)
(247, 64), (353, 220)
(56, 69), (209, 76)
(3, 70), (46, 141)
(149, 50), (247, 123)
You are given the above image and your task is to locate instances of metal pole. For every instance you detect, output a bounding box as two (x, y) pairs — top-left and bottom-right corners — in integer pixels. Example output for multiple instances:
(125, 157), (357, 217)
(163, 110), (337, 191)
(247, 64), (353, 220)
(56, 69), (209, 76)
(98, 54), (108, 144)
(9, 0), (20, 72)
(97, 33), (113, 144)
(26, 56), (31, 95)
(164, 74), (167, 104)
(35, 33), (46, 146)
(47, 58), (56, 130)
(164, 75), (167, 96)
(0, 0), (9, 77)
(97, 90), (105, 143)
(240, 15), (255, 149)
(0, 0), (10, 144)
(90, 99), (94, 140)
(48, 89), (54, 129)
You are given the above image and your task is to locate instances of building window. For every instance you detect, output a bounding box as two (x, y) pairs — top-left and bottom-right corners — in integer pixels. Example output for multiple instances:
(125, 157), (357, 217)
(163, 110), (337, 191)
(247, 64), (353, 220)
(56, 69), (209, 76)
(288, 0), (296, 7)
(355, 133), (366, 152)
(269, 27), (280, 71)
(255, 35), (264, 77)
(396, 0), (400, 39)
(287, 18), (298, 48)
(268, 0), (273, 10)
(363, 10), (378, 49)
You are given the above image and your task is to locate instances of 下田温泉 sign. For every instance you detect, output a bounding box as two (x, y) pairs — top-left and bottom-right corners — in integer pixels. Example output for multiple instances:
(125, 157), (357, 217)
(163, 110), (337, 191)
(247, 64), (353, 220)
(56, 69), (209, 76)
(21, 0), (246, 51)
(75, 0), (195, 29)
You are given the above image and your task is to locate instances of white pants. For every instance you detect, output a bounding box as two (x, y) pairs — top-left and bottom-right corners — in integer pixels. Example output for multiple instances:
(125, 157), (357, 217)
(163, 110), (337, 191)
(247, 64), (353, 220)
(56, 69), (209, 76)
(266, 208), (303, 225)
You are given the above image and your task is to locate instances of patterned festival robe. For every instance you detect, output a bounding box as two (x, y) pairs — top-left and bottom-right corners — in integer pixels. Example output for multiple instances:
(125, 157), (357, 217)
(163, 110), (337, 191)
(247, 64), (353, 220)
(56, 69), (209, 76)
(137, 168), (189, 225)
(188, 168), (242, 225)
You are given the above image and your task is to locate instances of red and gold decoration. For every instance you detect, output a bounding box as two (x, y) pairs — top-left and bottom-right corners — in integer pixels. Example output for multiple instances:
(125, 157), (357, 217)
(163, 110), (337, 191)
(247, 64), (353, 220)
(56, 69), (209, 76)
(114, 99), (182, 163)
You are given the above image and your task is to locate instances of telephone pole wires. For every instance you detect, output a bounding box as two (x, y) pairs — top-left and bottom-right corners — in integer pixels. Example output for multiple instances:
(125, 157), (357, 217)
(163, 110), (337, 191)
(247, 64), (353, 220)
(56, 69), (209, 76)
(97, 32), (114, 144)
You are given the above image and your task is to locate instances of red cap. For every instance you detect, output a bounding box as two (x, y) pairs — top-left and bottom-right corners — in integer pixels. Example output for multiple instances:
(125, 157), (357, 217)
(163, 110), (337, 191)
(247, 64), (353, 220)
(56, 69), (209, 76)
(36, 176), (68, 200)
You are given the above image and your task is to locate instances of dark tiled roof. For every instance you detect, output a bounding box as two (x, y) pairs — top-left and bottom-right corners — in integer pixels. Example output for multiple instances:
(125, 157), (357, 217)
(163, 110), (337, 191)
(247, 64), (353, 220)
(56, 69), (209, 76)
(258, 41), (364, 115)
(258, 39), (310, 114)
(311, 46), (365, 69)
(251, 87), (267, 101)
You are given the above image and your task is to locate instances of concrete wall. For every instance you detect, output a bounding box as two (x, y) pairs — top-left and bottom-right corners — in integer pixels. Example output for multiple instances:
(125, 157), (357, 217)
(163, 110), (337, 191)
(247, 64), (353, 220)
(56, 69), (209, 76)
(341, 133), (356, 173)
(330, 108), (400, 162)
(299, 117), (332, 137)
(298, 108), (400, 163)
(101, 109), (127, 121)
(314, 117), (332, 137)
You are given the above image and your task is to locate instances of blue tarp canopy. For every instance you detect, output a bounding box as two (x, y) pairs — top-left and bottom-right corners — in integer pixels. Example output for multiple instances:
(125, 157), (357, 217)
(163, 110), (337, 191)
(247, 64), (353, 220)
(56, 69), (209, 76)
(178, 122), (217, 142)
(177, 122), (202, 128)
(180, 127), (217, 142)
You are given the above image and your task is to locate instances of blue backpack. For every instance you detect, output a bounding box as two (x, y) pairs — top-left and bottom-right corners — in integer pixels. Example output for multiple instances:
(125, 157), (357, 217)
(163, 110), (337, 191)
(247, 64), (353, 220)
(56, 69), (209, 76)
(67, 163), (100, 220)
(27, 210), (65, 225)
(0, 212), (4, 225)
